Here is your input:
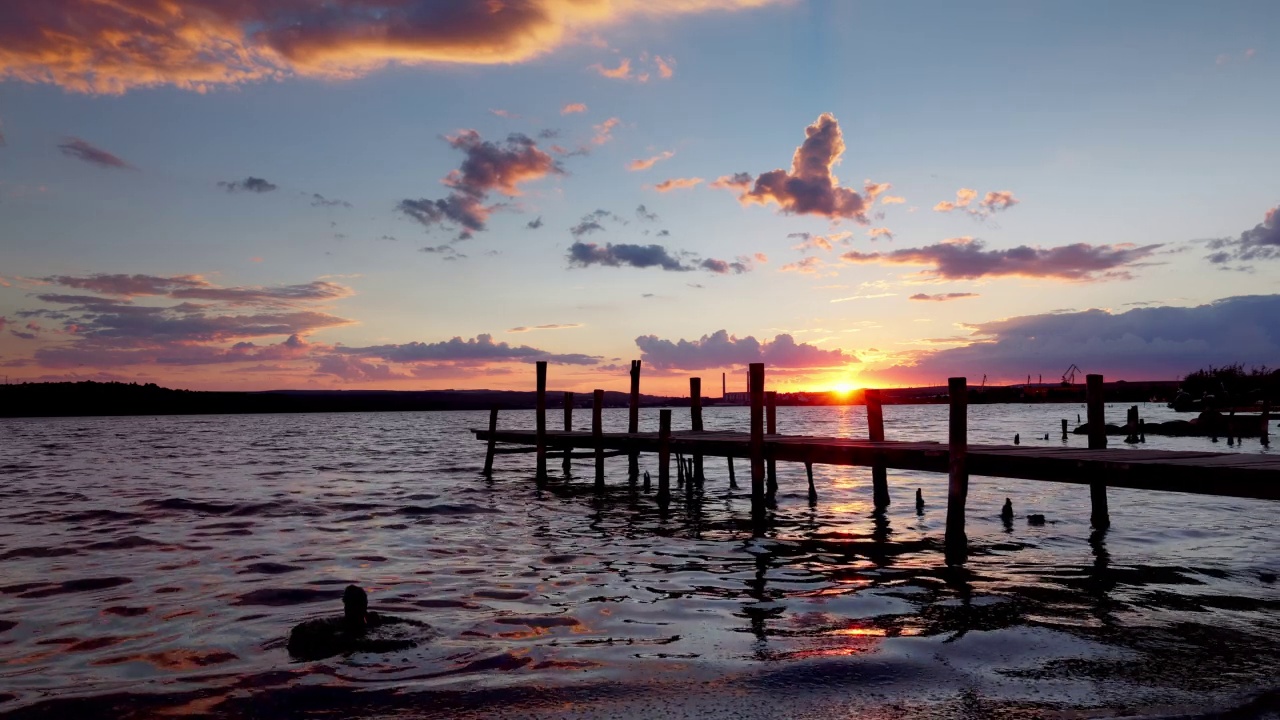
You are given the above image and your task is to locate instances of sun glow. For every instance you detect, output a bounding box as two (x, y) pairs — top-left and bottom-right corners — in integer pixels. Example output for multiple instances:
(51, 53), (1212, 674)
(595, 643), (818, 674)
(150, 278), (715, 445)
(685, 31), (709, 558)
(831, 382), (857, 395)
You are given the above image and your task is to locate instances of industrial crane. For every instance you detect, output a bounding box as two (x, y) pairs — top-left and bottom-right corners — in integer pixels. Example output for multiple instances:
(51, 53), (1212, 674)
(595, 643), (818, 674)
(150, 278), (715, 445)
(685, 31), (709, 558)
(1061, 364), (1081, 386)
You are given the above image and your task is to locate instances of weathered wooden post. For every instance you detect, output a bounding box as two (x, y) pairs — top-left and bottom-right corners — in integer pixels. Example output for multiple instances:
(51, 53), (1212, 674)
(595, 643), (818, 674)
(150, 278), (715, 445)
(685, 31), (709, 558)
(945, 377), (968, 559)
(805, 461), (816, 499)
(483, 407), (498, 474)
(1228, 408), (1236, 446)
(536, 361), (547, 480)
(866, 388), (890, 509)
(765, 391), (778, 495)
(592, 389), (604, 488)
(629, 360), (641, 477)
(727, 457), (738, 488)
(690, 377), (704, 482)
(658, 408), (672, 501)
(1263, 400), (1271, 447)
(1086, 374), (1110, 529)
(676, 452), (685, 487)
(1125, 405), (1139, 444)
(1061, 418), (1069, 440)
(749, 363), (766, 508)
(562, 391), (574, 471)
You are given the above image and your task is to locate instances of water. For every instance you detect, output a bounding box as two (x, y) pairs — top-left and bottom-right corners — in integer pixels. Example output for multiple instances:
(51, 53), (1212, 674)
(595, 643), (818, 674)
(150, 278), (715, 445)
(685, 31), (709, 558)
(1, 404), (1277, 719)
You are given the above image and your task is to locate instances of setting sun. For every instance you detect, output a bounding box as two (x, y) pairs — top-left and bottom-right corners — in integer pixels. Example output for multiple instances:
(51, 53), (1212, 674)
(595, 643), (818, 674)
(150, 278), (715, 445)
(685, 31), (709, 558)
(832, 382), (858, 395)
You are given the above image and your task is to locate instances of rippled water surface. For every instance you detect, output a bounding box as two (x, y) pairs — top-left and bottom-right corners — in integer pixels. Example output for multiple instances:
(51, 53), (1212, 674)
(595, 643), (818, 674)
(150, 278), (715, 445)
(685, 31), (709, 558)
(2, 404), (1278, 718)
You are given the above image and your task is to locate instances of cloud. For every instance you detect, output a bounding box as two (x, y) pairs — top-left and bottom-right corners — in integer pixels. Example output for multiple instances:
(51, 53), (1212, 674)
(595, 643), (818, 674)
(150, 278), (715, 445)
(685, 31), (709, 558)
(508, 323), (583, 333)
(591, 58), (632, 79)
(840, 238), (1161, 281)
(568, 242), (689, 271)
(655, 55), (675, 79)
(218, 176), (277, 193)
(909, 292), (980, 301)
(561, 103), (588, 115)
(569, 209), (623, 238)
(42, 273), (207, 297)
(779, 256), (828, 274)
(831, 293), (896, 302)
(652, 177), (703, 192)
(636, 330), (856, 370)
(57, 137), (134, 169)
(871, 295), (1280, 385)
(397, 130), (561, 236)
(310, 192), (351, 208)
(934, 187), (1018, 218)
(343, 333), (598, 366)
(1205, 206), (1280, 265)
(711, 172), (752, 191)
(0, 1), (777, 95)
(314, 355), (407, 382)
(881, 195), (906, 205)
(868, 227), (893, 240)
(700, 257), (754, 274)
(628, 150), (674, 171)
(490, 109), (520, 119)
(592, 117), (621, 145)
(0, 117), (6, 147)
(526, 216), (544, 229)
(728, 114), (874, 223)
(635, 204), (659, 222)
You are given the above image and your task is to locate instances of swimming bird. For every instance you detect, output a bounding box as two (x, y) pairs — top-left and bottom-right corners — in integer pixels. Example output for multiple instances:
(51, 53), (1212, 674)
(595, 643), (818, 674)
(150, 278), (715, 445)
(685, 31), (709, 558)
(287, 585), (427, 661)
(1027, 514), (1046, 526)
(1001, 498), (1014, 522)
(915, 488), (924, 514)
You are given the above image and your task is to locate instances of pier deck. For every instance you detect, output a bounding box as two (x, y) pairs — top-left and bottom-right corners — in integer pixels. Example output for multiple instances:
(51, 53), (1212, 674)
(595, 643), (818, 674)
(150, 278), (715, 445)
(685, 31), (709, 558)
(474, 428), (1280, 501)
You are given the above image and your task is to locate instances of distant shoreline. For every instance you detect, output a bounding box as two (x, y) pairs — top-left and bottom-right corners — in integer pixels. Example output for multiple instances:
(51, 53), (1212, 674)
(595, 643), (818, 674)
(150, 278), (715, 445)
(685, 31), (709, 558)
(0, 380), (1182, 419)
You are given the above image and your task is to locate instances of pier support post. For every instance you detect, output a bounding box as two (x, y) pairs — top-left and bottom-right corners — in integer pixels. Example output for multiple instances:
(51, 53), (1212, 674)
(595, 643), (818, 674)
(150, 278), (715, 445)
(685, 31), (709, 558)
(690, 377), (704, 482)
(805, 461), (816, 500)
(593, 389), (604, 488)
(536, 361), (547, 481)
(1263, 400), (1271, 448)
(727, 457), (738, 489)
(629, 360), (641, 478)
(483, 407), (498, 474)
(563, 391), (574, 472)
(766, 391), (778, 496)
(1086, 374), (1110, 529)
(866, 388), (890, 509)
(658, 409), (672, 501)
(945, 377), (968, 560)
(1061, 418), (1068, 441)
(749, 363), (766, 510)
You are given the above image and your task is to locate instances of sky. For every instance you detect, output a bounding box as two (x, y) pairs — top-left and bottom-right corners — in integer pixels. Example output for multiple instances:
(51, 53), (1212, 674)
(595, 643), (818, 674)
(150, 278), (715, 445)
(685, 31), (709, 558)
(1, 0), (1278, 396)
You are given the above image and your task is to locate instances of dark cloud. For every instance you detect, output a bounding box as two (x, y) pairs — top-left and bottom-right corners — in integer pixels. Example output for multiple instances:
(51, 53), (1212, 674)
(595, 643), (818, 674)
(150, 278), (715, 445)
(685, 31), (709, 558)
(1205, 206), (1280, 265)
(398, 131), (561, 236)
(700, 257), (753, 275)
(636, 204), (659, 222)
(0, 1), (771, 94)
(841, 238), (1161, 281)
(218, 176), (277, 193)
(310, 192), (351, 208)
(872, 295), (1280, 385)
(41, 273), (350, 305)
(636, 330), (856, 370)
(569, 209), (623, 238)
(11, 330), (36, 340)
(526, 216), (544, 229)
(909, 292), (980, 301)
(657, 229), (670, 237)
(342, 333), (598, 366)
(57, 137), (134, 169)
(568, 242), (690, 272)
(42, 274), (205, 297)
(314, 355), (406, 383)
(726, 114), (876, 223)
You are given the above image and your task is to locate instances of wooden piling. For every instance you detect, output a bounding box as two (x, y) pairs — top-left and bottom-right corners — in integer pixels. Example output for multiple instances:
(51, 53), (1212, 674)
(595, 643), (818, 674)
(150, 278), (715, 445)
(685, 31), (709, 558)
(1125, 405), (1139, 444)
(562, 391), (574, 471)
(866, 388), (890, 509)
(592, 389), (604, 488)
(1086, 374), (1110, 529)
(805, 461), (815, 498)
(536, 361), (547, 480)
(690, 377), (704, 482)
(1263, 400), (1271, 447)
(629, 360), (641, 477)
(658, 408), (672, 500)
(1061, 418), (1069, 440)
(748, 363), (766, 507)
(945, 377), (968, 556)
(727, 457), (738, 488)
(765, 391), (778, 495)
(483, 407), (498, 474)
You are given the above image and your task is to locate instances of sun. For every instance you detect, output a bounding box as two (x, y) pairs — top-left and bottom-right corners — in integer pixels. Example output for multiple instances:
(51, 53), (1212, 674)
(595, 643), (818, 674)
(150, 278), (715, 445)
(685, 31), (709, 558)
(831, 382), (857, 395)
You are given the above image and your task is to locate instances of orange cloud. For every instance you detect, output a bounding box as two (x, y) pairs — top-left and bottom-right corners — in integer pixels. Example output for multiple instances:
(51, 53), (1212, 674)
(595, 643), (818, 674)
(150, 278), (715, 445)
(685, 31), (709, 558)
(0, 1), (776, 94)
(592, 58), (632, 79)
(592, 117), (621, 145)
(561, 102), (588, 115)
(868, 227), (893, 240)
(881, 195), (905, 205)
(628, 151), (675, 171)
(652, 177), (703, 192)
(655, 55), (675, 79)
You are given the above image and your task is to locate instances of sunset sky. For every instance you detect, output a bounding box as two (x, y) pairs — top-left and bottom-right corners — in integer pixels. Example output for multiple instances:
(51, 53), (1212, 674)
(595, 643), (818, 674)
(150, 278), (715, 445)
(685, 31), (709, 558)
(1, 0), (1278, 395)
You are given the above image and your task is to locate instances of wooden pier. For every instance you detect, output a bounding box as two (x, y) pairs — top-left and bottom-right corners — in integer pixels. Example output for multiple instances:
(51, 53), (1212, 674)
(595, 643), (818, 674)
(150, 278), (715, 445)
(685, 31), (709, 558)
(475, 362), (1279, 557)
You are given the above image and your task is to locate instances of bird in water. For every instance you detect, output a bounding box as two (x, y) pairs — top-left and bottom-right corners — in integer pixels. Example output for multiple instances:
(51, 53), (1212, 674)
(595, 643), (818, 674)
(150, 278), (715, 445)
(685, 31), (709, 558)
(1001, 498), (1014, 522)
(915, 488), (924, 514)
(287, 585), (429, 660)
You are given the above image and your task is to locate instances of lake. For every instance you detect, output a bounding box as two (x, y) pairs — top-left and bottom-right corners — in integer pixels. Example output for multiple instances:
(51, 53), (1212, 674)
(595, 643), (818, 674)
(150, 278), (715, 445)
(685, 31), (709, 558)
(1, 403), (1277, 718)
